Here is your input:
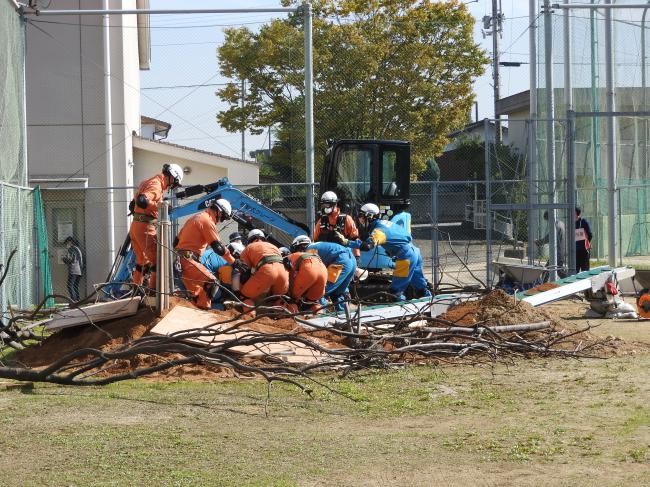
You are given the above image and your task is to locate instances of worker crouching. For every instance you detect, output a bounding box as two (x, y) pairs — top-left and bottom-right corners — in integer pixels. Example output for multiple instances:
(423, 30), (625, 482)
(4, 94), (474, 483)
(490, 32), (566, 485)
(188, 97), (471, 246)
(341, 203), (430, 302)
(305, 240), (356, 314)
(237, 229), (289, 313)
(174, 198), (234, 309)
(287, 236), (328, 313)
(129, 163), (184, 288)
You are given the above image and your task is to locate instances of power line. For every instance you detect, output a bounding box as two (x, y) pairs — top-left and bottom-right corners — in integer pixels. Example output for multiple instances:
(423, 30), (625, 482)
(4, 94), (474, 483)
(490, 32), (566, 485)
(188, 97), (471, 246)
(142, 83), (228, 90)
(26, 18), (272, 29)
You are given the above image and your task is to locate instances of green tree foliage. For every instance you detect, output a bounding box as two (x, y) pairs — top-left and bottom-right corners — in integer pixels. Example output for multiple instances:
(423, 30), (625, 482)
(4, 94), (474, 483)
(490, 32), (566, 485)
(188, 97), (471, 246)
(217, 0), (488, 179)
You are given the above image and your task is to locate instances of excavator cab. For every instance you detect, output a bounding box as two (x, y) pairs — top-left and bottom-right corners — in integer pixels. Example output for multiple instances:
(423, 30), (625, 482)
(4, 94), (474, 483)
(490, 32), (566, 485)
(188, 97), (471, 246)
(320, 139), (411, 217)
(319, 139), (411, 271)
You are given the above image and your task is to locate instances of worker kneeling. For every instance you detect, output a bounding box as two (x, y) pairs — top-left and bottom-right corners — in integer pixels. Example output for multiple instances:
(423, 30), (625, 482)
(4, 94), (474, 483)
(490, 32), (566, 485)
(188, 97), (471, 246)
(174, 198), (234, 309)
(287, 236), (328, 313)
(339, 203), (430, 302)
(302, 239), (356, 314)
(238, 229), (289, 311)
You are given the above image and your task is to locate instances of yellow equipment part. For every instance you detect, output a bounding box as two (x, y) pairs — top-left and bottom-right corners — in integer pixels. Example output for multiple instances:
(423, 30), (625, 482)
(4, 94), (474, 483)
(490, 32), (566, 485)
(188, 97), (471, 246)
(636, 291), (650, 319)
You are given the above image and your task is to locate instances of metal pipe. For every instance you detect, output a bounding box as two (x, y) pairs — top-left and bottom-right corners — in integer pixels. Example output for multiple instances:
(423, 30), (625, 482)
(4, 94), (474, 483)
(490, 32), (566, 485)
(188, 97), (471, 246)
(528, 0), (538, 265)
(103, 0), (116, 270)
(552, 3), (650, 8)
(567, 110), (577, 275)
(544, 0), (558, 281)
(605, 0), (618, 267)
(563, 0), (573, 113)
(303, 2), (315, 233)
(492, 0), (502, 145)
(642, 3), (650, 206)
(25, 7), (298, 15)
(590, 0), (602, 259)
(484, 119), (493, 288)
(241, 79), (246, 162)
(156, 202), (170, 314)
(431, 180), (439, 292)
(0, 185), (5, 325)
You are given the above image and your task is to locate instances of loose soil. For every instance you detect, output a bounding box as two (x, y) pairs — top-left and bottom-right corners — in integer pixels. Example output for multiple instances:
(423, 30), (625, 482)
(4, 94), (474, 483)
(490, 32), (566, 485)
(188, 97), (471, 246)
(13, 291), (647, 381)
(524, 282), (561, 295)
(437, 289), (557, 327)
(13, 300), (348, 382)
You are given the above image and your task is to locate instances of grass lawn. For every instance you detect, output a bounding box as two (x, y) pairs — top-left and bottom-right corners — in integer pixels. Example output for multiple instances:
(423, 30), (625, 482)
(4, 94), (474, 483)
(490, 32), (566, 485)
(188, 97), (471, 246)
(1, 351), (649, 486)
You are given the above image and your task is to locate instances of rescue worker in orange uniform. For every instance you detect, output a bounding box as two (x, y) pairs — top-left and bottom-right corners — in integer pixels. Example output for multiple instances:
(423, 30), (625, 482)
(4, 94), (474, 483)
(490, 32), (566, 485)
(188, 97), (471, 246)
(174, 198), (234, 309)
(237, 229), (289, 311)
(313, 191), (361, 263)
(129, 163), (184, 288)
(286, 235), (328, 313)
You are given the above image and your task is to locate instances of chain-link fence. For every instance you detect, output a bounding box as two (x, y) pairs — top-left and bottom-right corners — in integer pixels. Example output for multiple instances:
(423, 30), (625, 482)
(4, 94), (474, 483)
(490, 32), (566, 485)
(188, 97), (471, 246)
(0, 1), (26, 186)
(0, 183), (45, 322)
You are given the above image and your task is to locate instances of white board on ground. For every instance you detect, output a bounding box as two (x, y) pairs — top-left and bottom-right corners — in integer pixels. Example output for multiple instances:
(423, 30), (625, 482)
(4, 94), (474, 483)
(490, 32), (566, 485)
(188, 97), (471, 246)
(305, 293), (475, 329)
(44, 298), (141, 331)
(150, 305), (332, 364)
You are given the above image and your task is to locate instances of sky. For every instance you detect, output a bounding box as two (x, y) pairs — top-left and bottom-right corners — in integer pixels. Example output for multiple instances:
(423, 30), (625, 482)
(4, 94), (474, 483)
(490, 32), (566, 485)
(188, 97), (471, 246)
(139, 1), (534, 161)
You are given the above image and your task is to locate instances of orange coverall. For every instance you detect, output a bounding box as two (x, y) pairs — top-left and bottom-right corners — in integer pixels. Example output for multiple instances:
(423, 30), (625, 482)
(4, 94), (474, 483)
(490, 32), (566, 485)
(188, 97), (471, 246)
(175, 210), (234, 309)
(287, 252), (327, 304)
(313, 207), (360, 258)
(239, 241), (289, 307)
(129, 174), (168, 286)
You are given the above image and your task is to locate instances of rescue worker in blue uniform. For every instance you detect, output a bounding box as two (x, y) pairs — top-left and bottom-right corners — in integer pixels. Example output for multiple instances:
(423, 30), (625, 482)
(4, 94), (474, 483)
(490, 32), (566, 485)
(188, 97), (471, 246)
(390, 203), (412, 236)
(199, 248), (234, 309)
(296, 239), (357, 313)
(338, 203), (430, 302)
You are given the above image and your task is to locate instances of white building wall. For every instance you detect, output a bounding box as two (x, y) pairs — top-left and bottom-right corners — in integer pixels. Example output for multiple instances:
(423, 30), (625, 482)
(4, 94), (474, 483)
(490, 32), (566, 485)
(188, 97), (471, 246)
(26, 0), (142, 294)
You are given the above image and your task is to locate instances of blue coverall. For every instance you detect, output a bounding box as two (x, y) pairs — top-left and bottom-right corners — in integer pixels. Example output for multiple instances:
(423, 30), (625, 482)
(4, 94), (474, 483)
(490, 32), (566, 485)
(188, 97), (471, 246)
(391, 211), (412, 236)
(350, 219), (429, 301)
(199, 248), (232, 309)
(307, 241), (357, 313)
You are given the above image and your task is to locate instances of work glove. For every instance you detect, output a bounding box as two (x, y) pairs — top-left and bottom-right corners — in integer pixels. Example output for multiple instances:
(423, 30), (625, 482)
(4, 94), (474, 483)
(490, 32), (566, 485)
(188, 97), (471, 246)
(232, 259), (249, 274)
(333, 231), (349, 247)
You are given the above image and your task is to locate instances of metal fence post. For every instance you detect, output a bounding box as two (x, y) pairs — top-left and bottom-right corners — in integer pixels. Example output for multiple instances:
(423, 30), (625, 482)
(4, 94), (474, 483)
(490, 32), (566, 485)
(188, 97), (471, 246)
(431, 180), (439, 292)
(526, 119), (536, 265)
(484, 119), (492, 288)
(303, 2), (315, 234)
(0, 184), (5, 324)
(156, 202), (171, 315)
(567, 110), (577, 275)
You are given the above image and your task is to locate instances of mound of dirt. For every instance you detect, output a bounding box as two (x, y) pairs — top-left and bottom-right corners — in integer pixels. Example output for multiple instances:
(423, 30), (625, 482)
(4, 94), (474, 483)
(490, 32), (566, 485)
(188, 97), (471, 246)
(437, 289), (567, 328)
(13, 301), (348, 382)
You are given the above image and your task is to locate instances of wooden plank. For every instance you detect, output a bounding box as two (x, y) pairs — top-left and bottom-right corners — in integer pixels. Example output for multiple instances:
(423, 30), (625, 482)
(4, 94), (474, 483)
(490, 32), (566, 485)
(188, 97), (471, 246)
(150, 305), (331, 364)
(44, 298), (140, 330)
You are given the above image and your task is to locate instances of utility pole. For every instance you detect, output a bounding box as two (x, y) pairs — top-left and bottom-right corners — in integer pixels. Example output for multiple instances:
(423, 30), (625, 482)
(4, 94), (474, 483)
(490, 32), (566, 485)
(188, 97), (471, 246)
(241, 79), (246, 161)
(484, 0), (503, 144)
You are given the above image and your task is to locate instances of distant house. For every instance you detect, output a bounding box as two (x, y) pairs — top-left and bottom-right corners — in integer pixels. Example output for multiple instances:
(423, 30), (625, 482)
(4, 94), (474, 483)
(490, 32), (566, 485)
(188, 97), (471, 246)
(133, 119), (259, 187)
(438, 121), (509, 181)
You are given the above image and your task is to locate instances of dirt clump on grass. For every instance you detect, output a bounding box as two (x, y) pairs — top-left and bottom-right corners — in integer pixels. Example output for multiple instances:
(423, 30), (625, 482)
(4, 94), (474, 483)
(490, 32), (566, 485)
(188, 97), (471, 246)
(437, 289), (568, 329)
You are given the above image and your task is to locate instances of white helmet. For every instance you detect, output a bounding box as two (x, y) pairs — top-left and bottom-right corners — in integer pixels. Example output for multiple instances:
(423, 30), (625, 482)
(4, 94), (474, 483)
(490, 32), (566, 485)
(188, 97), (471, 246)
(278, 246), (290, 257)
(228, 241), (245, 257)
(163, 163), (184, 186)
(359, 203), (380, 220)
(247, 228), (266, 242)
(320, 191), (338, 204)
(211, 198), (232, 221)
(291, 235), (312, 252)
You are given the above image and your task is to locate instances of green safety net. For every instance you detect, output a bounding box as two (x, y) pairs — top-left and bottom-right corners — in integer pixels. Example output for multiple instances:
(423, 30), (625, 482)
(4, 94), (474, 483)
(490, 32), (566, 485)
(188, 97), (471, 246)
(34, 187), (54, 308)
